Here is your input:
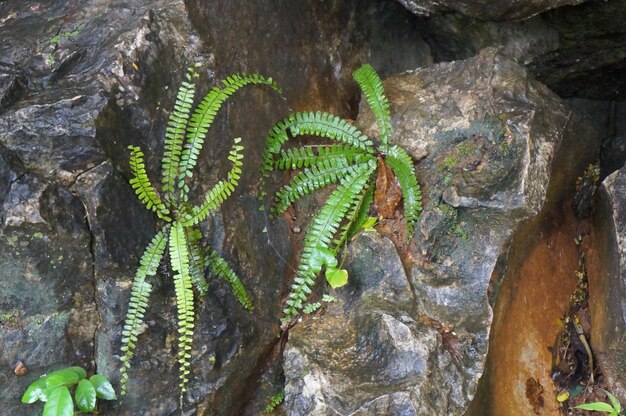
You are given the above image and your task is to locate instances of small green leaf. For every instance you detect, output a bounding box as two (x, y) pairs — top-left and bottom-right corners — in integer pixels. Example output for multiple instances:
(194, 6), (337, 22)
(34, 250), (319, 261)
(22, 377), (48, 404)
(361, 216), (377, 232)
(64, 366), (87, 380)
(606, 391), (622, 413)
(75, 379), (97, 412)
(42, 386), (73, 416)
(89, 374), (117, 400)
(309, 247), (337, 272)
(574, 402), (617, 412)
(45, 369), (80, 390)
(326, 267), (348, 288)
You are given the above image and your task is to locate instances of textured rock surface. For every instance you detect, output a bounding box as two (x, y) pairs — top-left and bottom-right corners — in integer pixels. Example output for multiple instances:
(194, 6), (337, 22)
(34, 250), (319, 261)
(467, 99), (606, 415)
(284, 48), (568, 415)
(412, 0), (626, 100)
(397, 0), (584, 21)
(586, 166), (626, 403)
(0, 0), (432, 415)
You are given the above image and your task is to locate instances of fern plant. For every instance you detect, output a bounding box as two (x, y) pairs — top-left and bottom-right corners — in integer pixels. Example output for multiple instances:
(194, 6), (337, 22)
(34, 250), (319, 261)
(120, 64), (281, 402)
(261, 64), (422, 324)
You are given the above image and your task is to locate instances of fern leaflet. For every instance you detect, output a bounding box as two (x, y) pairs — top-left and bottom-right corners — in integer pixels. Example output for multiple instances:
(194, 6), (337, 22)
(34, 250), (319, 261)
(169, 222), (195, 396)
(262, 111), (374, 175)
(273, 144), (369, 170)
(273, 156), (374, 215)
(182, 138), (244, 226)
(162, 67), (196, 196)
(178, 74), (282, 190)
(207, 251), (253, 310)
(334, 182), (375, 249)
(128, 146), (170, 220)
(353, 64), (392, 149)
(386, 145), (422, 237)
(119, 227), (168, 394)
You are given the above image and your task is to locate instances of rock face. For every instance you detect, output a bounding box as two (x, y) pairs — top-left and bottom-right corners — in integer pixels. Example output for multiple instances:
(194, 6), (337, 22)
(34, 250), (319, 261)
(586, 166), (626, 403)
(0, 0), (431, 415)
(397, 0), (584, 20)
(467, 99), (606, 415)
(284, 48), (568, 415)
(410, 0), (626, 100)
(1, 0), (624, 414)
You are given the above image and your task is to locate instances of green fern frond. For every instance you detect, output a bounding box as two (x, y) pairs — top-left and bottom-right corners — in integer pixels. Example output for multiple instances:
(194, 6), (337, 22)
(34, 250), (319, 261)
(169, 222), (195, 395)
(353, 64), (392, 149)
(162, 67), (197, 196)
(335, 182), (375, 248)
(386, 145), (422, 237)
(120, 227), (169, 395)
(262, 111), (374, 175)
(128, 146), (170, 220)
(177, 74), (282, 189)
(221, 73), (282, 97)
(182, 138), (244, 226)
(283, 160), (376, 320)
(273, 144), (369, 170)
(273, 156), (375, 215)
(207, 251), (254, 310)
(184, 227), (208, 296)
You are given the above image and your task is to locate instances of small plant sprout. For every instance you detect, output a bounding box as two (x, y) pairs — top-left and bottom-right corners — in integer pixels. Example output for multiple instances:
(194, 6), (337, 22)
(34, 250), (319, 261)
(574, 390), (623, 416)
(21, 366), (116, 416)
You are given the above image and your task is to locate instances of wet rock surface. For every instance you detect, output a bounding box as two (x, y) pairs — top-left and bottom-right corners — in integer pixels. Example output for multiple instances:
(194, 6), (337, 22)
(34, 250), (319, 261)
(1, 0), (624, 414)
(586, 165), (626, 403)
(0, 0), (431, 414)
(397, 0), (584, 20)
(285, 48), (569, 415)
(467, 97), (606, 415)
(411, 0), (626, 100)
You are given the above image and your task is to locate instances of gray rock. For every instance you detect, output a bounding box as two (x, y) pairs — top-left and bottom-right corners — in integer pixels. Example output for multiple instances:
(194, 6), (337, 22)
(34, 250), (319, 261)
(285, 48), (568, 415)
(411, 0), (626, 100)
(397, 0), (584, 21)
(588, 166), (626, 403)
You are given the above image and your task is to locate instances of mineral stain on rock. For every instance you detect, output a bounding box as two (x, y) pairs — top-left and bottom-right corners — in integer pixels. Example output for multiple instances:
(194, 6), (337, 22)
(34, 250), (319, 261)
(525, 377), (545, 415)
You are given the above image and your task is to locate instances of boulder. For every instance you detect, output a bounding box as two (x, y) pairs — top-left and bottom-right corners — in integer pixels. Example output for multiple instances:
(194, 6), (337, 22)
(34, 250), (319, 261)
(585, 165), (626, 404)
(284, 48), (569, 414)
(409, 0), (626, 100)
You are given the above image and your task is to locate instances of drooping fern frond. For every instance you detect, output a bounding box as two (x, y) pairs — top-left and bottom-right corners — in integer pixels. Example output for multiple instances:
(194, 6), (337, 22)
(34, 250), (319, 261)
(273, 144), (368, 170)
(283, 160), (376, 321)
(352, 64), (392, 149)
(128, 146), (170, 220)
(169, 222), (195, 397)
(177, 74), (282, 190)
(119, 227), (169, 395)
(182, 138), (244, 226)
(162, 66), (197, 196)
(207, 251), (254, 310)
(272, 156), (375, 215)
(262, 111), (374, 175)
(385, 145), (423, 236)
